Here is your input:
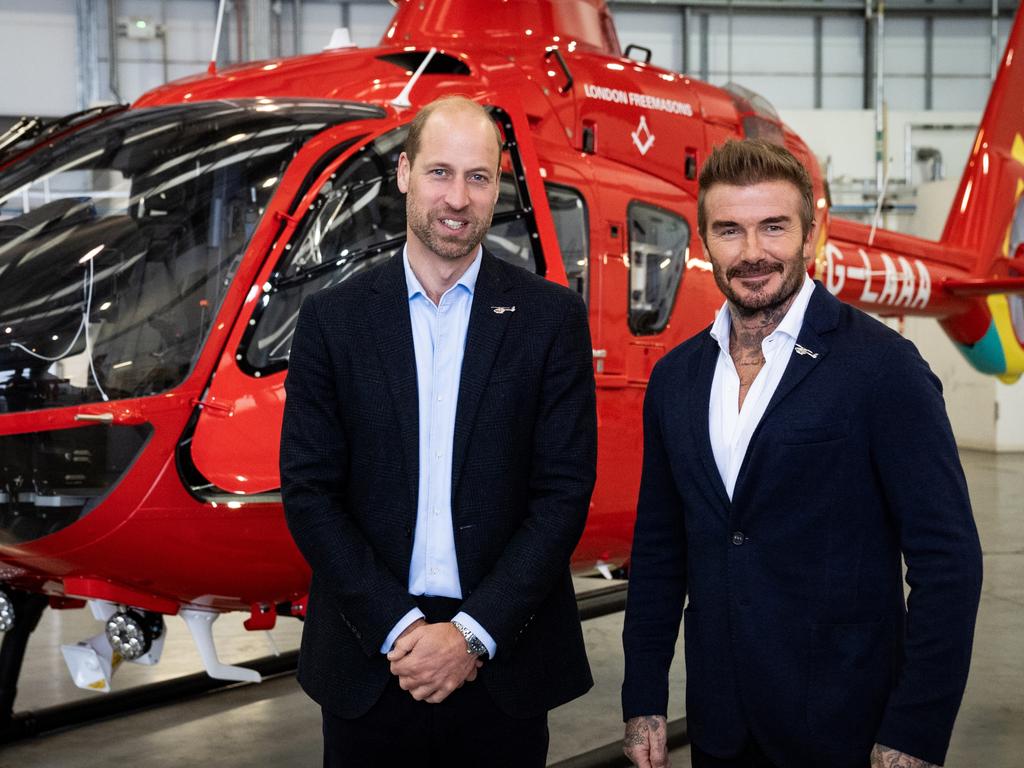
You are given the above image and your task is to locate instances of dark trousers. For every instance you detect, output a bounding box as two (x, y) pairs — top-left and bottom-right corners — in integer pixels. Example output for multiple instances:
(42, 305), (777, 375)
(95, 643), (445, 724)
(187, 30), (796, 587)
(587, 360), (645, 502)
(322, 676), (548, 768)
(691, 740), (779, 768)
(322, 595), (547, 768)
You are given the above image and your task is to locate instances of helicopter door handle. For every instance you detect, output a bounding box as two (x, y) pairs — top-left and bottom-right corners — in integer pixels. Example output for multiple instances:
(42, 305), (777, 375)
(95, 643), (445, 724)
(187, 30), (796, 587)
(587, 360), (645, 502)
(191, 398), (234, 416)
(544, 48), (574, 95)
(74, 412), (114, 424)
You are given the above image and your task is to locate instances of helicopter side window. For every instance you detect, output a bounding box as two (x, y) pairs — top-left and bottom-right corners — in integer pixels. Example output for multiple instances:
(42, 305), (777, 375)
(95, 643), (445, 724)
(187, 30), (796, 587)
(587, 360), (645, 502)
(627, 202), (689, 336)
(544, 184), (589, 302)
(243, 116), (542, 374)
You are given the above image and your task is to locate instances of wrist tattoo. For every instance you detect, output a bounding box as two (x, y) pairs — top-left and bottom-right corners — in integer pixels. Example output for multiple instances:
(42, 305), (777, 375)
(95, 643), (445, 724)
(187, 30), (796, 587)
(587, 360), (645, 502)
(871, 744), (937, 768)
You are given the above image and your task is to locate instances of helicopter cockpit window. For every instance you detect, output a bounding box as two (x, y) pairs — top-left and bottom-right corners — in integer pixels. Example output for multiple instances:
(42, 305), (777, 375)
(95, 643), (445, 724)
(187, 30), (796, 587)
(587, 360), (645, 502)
(545, 184), (589, 301)
(0, 99), (382, 414)
(627, 202), (689, 336)
(243, 115), (541, 374)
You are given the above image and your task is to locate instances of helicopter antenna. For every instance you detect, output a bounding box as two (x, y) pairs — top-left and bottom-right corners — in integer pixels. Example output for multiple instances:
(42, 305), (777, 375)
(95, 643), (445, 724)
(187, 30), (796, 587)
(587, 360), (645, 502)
(391, 47), (438, 109)
(208, 0), (228, 75)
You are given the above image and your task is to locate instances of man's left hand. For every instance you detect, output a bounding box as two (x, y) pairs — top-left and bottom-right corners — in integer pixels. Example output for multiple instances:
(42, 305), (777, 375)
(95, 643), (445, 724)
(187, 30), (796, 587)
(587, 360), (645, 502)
(870, 744), (938, 768)
(387, 622), (482, 703)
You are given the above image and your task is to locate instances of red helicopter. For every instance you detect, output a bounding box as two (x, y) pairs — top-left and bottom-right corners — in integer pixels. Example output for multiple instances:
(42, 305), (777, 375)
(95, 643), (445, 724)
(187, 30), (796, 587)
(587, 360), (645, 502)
(1, 0), (1022, 696)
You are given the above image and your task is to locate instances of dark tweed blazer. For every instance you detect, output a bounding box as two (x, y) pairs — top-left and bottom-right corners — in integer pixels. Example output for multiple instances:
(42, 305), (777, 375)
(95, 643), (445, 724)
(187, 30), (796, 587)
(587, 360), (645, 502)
(622, 283), (982, 767)
(281, 250), (596, 719)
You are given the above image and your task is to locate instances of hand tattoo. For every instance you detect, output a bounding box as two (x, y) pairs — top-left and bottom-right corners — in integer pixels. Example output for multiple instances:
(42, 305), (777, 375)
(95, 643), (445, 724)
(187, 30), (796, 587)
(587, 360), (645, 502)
(871, 744), (937, 768)
(624, 715), (666, 747)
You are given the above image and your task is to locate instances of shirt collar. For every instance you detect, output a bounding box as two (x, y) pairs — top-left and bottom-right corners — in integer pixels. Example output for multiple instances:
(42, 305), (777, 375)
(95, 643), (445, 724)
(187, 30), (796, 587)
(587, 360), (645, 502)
(403, 245), (483, 301)
(710, 275), (816, 353)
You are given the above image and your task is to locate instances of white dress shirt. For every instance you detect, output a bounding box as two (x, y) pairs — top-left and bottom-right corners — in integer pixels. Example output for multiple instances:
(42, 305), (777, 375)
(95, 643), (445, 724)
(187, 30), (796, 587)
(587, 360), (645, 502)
(709, 276), (815, 499)
(380, 247), (497, 658)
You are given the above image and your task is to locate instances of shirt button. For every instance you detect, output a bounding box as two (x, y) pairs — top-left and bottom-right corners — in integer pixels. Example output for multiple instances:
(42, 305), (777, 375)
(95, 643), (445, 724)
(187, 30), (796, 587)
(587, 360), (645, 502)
(437, 395), (443, 402)
(731, 531), (745, 546)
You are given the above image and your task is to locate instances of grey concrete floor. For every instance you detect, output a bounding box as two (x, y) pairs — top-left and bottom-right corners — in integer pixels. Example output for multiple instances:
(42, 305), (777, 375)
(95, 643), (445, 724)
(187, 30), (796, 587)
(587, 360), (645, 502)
(0, 449), (1020, 767)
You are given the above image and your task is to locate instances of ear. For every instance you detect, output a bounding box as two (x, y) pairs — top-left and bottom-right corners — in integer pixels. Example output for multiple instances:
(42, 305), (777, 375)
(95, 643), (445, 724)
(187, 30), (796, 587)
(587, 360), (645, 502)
(802, 217), (818, 265)
(397, 152), (411, 194)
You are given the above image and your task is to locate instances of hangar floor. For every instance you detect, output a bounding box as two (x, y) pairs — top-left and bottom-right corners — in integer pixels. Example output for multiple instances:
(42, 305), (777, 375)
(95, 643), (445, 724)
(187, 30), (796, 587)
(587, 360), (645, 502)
(0, 449), (1020, 767)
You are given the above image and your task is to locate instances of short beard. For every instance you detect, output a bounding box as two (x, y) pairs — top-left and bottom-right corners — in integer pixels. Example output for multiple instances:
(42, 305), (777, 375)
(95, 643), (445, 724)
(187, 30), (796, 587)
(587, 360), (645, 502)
(713, 255), (805, 318)
(407, 203), (491, 262)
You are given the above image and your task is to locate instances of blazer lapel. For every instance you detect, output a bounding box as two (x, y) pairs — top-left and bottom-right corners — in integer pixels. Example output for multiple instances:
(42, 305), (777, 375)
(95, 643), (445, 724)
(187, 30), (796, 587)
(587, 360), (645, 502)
(451, 252), (513, 497)
(691, 329), (733, 517)
(370, 255), (420, 514)
(732, 283), (839, 501)
(759, 283), (838, 421)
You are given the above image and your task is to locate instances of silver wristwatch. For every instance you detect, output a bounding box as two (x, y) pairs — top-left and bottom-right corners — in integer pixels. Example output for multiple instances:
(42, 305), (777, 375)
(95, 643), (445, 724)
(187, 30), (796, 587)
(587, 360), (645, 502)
(451, 620), (489, 658)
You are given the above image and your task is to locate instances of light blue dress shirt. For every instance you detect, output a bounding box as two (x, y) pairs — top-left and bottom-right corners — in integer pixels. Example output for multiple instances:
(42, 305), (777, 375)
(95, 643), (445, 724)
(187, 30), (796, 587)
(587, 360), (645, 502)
(379, 247), (497, 658)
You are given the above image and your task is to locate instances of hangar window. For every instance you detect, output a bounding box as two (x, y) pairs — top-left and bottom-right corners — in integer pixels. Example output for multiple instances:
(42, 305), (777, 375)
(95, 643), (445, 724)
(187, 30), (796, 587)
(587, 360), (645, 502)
(627, 202), (689, 336)
(545, 184), (589, 302)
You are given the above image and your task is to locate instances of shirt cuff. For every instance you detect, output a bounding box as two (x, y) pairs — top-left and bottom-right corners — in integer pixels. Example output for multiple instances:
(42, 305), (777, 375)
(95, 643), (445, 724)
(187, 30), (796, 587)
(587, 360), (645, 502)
(380, 608), (425, 654)
(452, 611), (497, 659)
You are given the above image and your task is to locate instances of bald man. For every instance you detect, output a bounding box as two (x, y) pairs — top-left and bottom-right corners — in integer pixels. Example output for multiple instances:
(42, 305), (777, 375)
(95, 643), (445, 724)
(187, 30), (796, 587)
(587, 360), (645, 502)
(281, 96), (597, 766)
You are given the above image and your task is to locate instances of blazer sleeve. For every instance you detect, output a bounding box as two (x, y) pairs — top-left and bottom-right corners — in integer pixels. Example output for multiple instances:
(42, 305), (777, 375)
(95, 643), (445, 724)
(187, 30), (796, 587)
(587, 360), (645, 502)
(869, 337), (983, 765)
(458, 292), (597, 652)
(620, 363), (689, 721)
(280, 296), (417, 657)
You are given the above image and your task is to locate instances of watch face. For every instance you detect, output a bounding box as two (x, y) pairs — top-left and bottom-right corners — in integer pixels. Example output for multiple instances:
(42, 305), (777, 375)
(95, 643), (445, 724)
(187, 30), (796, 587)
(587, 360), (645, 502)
(452, 620), (487, 657)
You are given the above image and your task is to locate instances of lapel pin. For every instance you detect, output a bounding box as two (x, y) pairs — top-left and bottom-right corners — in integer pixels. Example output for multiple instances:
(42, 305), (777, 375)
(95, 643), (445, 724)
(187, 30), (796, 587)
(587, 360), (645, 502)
(491, 306), (516, 314)
(794, 344), (819, 359)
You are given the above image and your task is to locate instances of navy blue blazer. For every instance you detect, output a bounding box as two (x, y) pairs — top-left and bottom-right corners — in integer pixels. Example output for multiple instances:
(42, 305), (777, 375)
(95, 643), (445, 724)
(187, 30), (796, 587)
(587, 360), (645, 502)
(280, 250), (596, 719)
(622, 283), (982, 767)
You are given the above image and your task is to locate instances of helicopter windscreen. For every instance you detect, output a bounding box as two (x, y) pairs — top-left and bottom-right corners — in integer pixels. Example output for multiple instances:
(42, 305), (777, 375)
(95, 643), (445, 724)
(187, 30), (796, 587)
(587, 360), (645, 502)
(0, 99), (383, 414)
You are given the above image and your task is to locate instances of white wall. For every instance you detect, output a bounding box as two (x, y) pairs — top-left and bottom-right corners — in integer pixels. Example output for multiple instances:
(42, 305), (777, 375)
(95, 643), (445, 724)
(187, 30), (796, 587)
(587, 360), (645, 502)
(0, 0), (79, 116)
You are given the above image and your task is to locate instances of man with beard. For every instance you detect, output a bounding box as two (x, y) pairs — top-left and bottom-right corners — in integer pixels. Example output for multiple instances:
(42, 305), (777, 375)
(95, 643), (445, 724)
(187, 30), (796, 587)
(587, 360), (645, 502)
(281, 96), (596, 766)
(621, 140), (981, 768)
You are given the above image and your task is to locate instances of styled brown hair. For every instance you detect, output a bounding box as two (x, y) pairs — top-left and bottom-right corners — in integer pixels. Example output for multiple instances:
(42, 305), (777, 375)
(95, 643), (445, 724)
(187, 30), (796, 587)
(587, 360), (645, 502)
(697, 139), (814, 240)
(404, 96), (503, 171)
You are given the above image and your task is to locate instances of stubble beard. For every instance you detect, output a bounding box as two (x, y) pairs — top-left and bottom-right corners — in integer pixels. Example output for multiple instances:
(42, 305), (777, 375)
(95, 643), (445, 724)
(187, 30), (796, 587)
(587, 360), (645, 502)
(713, 250), (806, 319)
(407, 198), (492, 262)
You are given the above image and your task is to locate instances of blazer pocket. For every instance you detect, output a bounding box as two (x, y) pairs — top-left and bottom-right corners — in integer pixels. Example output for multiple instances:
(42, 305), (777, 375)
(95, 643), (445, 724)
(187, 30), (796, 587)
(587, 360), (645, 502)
(778, 419), (849, 446)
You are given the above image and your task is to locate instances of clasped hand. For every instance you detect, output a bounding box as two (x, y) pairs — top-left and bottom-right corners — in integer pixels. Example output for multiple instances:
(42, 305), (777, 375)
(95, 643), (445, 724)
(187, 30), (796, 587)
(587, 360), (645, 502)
(386, 619), (483, 704)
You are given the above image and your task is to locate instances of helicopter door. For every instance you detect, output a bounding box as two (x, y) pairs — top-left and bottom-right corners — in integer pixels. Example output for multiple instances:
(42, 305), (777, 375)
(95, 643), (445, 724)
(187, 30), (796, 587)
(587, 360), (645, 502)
(183, 104), (560, 498)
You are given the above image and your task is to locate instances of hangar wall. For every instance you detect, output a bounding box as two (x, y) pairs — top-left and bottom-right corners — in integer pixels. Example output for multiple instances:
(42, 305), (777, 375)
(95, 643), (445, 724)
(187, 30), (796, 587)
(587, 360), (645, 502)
(0, 0), (1020, 450)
